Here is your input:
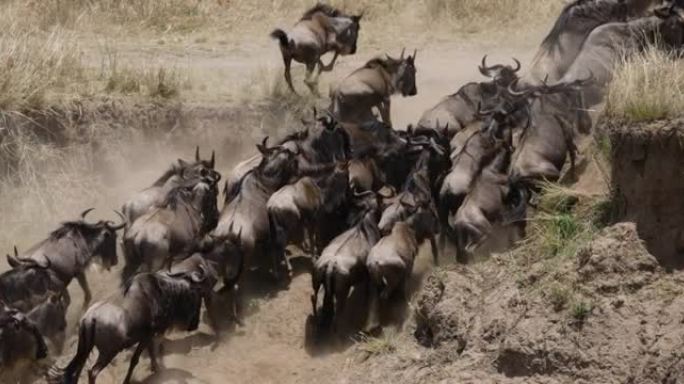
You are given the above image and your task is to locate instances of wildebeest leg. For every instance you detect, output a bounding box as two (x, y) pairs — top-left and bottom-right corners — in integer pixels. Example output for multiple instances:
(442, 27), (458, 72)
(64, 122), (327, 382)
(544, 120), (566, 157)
(304, 61), (319, 95)
(76, 272), (92, 308)
(202, 292), (221, 337)
(333, 277), (351, 335)
(365, 281), (381, 333)
(88, 351), (116, 384)
(379, 98), (392, 126)
(283, 55), (297, 94)
(123, 341), (147, 384)
(147, 339), (161, 373)
(318, 51), (339, 73)
(430, 235), (439, 266)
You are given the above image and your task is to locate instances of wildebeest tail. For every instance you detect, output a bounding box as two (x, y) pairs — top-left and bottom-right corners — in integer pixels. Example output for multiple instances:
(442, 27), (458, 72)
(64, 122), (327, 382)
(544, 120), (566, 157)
(54, 318), (95, 384)
(270, 29), (290, 48)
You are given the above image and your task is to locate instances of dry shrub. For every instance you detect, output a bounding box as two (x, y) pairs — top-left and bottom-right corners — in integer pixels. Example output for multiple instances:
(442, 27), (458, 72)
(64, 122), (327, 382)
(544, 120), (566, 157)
(604, 47), (684, 122)
(0, 27), (83, 111)
(102, 56), (185, 99)
(16, 0), (562, 39)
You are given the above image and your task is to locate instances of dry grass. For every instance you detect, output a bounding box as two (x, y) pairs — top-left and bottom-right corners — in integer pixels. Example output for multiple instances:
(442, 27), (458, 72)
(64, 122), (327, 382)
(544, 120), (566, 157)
(604, 47), (684, 122)
(0, 27), (84, 111)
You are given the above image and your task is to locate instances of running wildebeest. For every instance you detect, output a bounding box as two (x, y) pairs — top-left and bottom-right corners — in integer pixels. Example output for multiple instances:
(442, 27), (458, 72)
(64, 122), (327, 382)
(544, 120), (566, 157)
(53, 265), (214, 384)
(507, 77), (593, 187)
(521, 0), (657, 86)
(417, 56), (522, 134)
(366, 195), (439, 332)
(267, 161), (350, 275)
(122, 147), (219, 224)
(224, 110), (350, 205)
(3, 209), (124, 309)
(331, 49), (418, 125)
(122, 181), (219, 283)
(450, 148), (524, 263)
(271, 3), (363, 94)
(214, 137), (300, 282)
(558, 2), (684, 106)
(310, 189), (384, 336)
(0, 303), (49, 368)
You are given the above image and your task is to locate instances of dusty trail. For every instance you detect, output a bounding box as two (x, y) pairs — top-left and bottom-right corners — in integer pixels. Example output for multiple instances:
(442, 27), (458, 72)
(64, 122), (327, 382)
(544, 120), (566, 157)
(15, 38), (537, 384)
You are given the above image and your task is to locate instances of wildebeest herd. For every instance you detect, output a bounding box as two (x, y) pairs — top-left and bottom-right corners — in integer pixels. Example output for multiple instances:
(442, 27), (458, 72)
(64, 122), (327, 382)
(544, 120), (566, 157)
(1, 0), (684, 382)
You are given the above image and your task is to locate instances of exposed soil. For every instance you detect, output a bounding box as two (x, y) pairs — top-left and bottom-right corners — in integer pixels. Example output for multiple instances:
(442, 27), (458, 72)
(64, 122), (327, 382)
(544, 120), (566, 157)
(347, 222), (684, 384)
(605, 119), (684, 269)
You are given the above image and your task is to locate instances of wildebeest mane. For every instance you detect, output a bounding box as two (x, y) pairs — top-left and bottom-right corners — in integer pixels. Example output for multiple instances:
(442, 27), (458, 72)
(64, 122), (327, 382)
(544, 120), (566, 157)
(49, 221), (98, 241)
(159, 185), (193, 210)
(151, 164), (182, 187)
(300, 3), (344, 20)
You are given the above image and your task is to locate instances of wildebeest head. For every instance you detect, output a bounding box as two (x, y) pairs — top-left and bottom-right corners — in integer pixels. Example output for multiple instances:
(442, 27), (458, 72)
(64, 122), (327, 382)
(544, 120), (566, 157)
(477, 98), (528, 146)
(333, 13), (363, 55)
(177, 146), (221, 187)
(478, 55), (522, 87)
(48, 208), (125, 270)
(391, 49), (418, 96)
(401, 195), (440, 240)
(655, 2), (684, 50)
(310, 108), (352, 161)
(256, 136), (300, 186)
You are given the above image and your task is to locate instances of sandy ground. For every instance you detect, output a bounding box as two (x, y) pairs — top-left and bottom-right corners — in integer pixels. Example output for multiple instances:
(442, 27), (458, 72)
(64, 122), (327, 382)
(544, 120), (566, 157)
(4, 32), (541, 384)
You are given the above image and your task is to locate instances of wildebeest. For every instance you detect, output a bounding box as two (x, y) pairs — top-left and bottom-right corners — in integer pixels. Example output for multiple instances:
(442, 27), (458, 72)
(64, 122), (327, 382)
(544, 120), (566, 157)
(310, 189), (383, 335)
(271, 4), (363, 94)
(378, 142), (442, 265)
(558, 2), (684, 106)
(521, 0), (657, 85)
(214, 137), (300, 281)
(224, 110), (350, 205)
(417, 56), (522, 134)
(330, 49), (418, 125)
(267, 161), (350, 275)
(0, 303), (49, 368)
(122, 181), (219, 283)
(366, 195), (439, 331)
(122, 147), (219, 224)
(450, 148), (525, 262)
(507, 78), (593, 186)
(3, 209), (124, 309)
(53, 265), (214, 384)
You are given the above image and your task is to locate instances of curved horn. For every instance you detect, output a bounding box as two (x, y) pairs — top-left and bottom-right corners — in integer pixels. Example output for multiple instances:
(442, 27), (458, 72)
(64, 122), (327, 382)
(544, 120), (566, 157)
(412, 49), (417, 61)
(479, 55), (490, 77)
(400, 48), (405, 60)
(511, 58), (521, 72)
(210, 150), (215, 169)
(262, 136), (269, 149)
(507, 79), (531, 97)
(80, 208), (95, 220)
(108, 210), (127, 231)
(195, 146), (201, 162)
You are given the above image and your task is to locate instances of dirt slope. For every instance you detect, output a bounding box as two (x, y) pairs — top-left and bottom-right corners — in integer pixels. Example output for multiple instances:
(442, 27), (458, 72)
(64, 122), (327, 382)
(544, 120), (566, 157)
(346, 223), (684, 384)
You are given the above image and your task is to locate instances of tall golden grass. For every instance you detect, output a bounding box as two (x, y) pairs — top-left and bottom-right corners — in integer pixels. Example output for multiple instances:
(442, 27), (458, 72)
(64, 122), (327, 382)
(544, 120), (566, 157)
(604, 47), (684, 122)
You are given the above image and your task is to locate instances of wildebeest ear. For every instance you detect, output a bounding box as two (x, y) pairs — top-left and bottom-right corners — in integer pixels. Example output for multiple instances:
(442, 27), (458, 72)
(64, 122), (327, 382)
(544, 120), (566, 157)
(178, 159), (189, 168)
(352, 13), (362, 23)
